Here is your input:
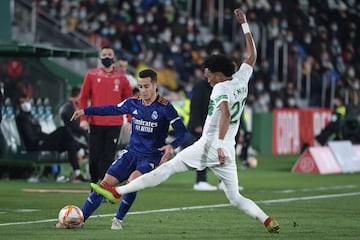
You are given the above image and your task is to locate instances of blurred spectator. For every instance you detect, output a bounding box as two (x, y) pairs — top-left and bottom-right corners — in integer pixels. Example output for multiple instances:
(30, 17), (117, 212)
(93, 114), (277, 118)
(315, 95), (346, 145)
(283, 82), (300, 108)
(37, 0), (360, 111)
(117, 58), (138, 93)
(0, 81), (3, 123)
(206, 34), (225, 55)
(186, 74), (217, 191)
(348, 76), (360, 107)
(59, 87), (89, 156)
(252, 91), (270, 113)
(16, 95), (88, 182)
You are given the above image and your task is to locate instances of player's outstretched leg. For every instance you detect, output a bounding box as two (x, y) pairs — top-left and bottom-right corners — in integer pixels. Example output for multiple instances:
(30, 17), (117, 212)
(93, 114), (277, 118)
(90, 183), (121, 202)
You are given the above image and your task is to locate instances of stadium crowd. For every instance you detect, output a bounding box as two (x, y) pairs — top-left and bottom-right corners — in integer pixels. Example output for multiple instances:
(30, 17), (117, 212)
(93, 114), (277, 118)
(37, 0), (360, 113)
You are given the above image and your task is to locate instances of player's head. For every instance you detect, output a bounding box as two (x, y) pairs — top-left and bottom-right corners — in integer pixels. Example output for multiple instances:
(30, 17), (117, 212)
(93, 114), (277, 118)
(69, 87), (81, 104)
(17, 94), (32, 113)
(203, 54), (235, 87)
(138, 69), (158, 102)
(70, 87), (81, 98)
(118, 58), (128, 73)
(99, 46), (115, 69)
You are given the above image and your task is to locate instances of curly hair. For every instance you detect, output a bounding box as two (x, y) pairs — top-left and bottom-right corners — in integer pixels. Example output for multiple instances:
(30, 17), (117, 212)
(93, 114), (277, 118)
(203, 54), (235, 77)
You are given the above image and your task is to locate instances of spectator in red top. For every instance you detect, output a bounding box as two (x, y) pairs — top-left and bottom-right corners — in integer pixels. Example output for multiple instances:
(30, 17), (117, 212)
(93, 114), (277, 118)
(78, 46), (133, 183)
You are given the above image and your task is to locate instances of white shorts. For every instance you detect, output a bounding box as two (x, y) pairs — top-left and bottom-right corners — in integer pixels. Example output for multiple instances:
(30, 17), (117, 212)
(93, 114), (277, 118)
(175, 138), (239, 192)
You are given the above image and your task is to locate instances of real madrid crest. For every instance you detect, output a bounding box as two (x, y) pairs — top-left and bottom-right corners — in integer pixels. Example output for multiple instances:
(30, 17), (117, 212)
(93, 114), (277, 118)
(151, 111), (158, 120)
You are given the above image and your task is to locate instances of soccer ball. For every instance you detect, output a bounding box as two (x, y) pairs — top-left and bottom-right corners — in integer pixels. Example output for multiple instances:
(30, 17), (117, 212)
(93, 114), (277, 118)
(247, 156), (258, 168)
(57, 205), (84, 229)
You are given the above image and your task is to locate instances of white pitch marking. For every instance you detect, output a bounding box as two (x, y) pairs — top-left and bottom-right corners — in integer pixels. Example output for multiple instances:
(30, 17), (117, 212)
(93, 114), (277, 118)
(1, 191), (360, 227)
(265, 184), (358, 193)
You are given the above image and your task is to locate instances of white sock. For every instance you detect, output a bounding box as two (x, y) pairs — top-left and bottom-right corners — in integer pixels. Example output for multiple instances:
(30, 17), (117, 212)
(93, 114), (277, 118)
(116, 157), (188, 195)
(74, 169), (81, 176)
(225, 190), (268, 223)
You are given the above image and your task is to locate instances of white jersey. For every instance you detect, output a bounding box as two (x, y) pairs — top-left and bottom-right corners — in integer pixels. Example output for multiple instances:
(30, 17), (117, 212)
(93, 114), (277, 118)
(202, 63), (253, 146)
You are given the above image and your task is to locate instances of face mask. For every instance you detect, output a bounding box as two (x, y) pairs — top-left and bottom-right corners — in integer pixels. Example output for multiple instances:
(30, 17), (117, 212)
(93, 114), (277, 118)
(187, 34), (194, 42)
(101, 28), (109, 35)
(21, 102), (32, 112)
(114, 42), (122, 49)
(172, 101), (184, 107)
(146, 15), (154, 23)
(286, 35), (293, 42)
(79, 11), (86, 19)
(101, 57), (114, 68)
(175, 37), (182, 45)
(256, 83), (264, 92)
(354, 83), (360, 90)
(171, 45), (179, 53)
(281, 20), (288, 29)
(288, 98), (296, 107)
(331, 24), (338, 32)
(304, 37), (311, 44)
(109, 28), (116, 35)
(270, 84), (277, 91)
(137, 17), (145, 25)
(348, 68), (355, 78)
(178, 17), (186, 24)
(275, 100), (283, 108)
(275, 5), (282, 12)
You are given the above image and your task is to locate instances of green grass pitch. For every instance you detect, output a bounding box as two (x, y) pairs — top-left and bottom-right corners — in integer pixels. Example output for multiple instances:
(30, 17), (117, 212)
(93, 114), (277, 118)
(0, 154), (359, 240)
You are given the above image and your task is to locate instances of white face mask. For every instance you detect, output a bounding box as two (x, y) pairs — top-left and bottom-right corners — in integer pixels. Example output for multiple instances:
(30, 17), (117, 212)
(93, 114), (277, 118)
(20, 102), (32, 112)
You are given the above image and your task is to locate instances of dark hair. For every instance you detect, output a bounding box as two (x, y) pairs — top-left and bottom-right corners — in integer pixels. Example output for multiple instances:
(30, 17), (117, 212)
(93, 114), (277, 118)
(70, 87), (81, 97)
(16, 93), (28, 104)
(118, 57), (128, 62)
(203, 54), (235, 77)
(139, 69), (157, 83)
(101, 45), (113, 50)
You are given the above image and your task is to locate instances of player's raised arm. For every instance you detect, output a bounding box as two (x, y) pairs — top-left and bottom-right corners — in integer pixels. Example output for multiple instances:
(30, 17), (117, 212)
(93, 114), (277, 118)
(234, 8), (257, 67)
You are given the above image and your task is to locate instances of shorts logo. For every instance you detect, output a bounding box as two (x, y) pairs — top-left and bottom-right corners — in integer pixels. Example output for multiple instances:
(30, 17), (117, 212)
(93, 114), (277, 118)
(151, 111), (158, 120)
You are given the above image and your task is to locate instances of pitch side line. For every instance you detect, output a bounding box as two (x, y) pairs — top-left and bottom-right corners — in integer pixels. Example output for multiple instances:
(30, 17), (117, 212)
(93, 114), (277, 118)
(1, 191), (360, 227)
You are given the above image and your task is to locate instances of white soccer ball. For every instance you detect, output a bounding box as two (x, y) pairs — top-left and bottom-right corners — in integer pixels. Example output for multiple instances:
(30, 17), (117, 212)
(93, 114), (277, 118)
(247, 156), (258, 168)
(57, 205), (84, 229)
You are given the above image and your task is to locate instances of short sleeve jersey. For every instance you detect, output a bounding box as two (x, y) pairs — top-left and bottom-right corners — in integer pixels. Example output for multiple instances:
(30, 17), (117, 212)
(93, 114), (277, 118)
(202, 63), (253, 145)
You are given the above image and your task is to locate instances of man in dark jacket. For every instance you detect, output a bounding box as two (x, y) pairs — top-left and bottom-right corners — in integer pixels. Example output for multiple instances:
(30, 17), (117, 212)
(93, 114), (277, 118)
(15, 95), (87, 182)
(59, 87), (89, 152)
(187, 78), (217, 191)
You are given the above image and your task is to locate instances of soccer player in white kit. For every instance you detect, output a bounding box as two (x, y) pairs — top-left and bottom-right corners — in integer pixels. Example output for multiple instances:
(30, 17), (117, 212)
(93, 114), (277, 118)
(92, 8), (280, 234)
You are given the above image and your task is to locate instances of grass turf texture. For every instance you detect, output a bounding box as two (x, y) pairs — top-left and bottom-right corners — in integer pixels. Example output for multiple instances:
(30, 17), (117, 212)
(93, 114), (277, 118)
(0, 154), (359, 240)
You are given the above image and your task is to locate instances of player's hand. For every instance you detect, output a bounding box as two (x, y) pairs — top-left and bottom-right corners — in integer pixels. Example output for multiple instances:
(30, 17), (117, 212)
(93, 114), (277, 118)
(217, 148), (226, 165)
(123, 122), (132, 134)
(158, 144), (174, 164)
(234, 8), (247, 24)
(79, 120), (89, 131)
(71, 109), (85, 121)
(194, 126), (203, 135)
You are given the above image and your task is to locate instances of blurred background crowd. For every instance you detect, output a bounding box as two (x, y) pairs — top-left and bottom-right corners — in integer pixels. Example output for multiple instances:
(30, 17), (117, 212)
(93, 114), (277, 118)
(35, 0), (360, 113)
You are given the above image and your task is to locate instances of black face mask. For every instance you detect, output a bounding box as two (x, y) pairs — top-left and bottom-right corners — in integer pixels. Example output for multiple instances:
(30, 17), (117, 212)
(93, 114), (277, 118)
(101, 57), (114, 68)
